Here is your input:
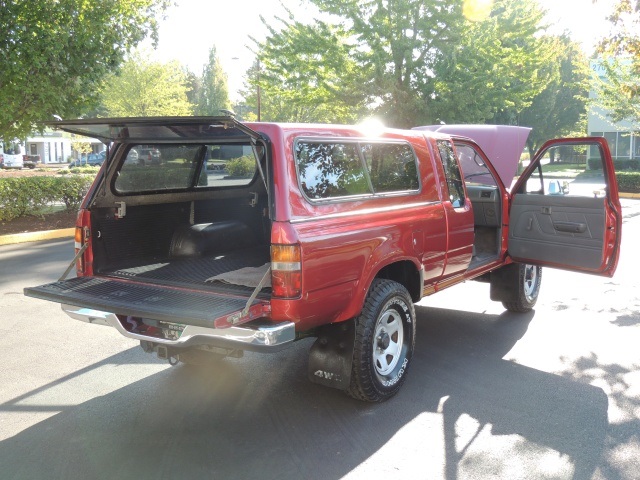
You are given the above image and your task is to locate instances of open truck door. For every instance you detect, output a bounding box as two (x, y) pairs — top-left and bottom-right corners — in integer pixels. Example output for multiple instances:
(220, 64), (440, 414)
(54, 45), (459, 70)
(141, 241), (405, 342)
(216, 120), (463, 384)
(508, 137), (621, 276)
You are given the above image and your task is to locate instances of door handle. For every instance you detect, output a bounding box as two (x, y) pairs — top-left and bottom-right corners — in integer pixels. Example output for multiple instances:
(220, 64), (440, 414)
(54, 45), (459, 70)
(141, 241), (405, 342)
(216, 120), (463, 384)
(553, 221), (587, 234)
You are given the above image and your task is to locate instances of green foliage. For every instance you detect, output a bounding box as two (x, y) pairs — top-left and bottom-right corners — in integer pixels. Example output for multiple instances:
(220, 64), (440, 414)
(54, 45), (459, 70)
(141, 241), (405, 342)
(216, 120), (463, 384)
(593, 59), (640, 129)
(616, 171), (640, 193)
(593, 1), (640, 128)
(518, 36), (590, 157)
(71, 140), (93, 157)
(306, 0), (463, 127)
(0, 0), (169, 140)
(225, 156), (256, 177)
(100, 51), (194, 117)
(0, 176), (93, 222)
(244, 16), (365, 123)
(65, 166), (101, 175)
(115, 164), (197, 191)
(194, 46), (231, 116)
(429, 0), (556, 125)
(250, 0), (565, 128)
(588, 157), (640, 171)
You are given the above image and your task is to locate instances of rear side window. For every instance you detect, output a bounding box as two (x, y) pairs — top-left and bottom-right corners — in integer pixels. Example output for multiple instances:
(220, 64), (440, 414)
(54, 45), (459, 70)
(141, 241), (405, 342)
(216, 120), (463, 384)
(114, 143), (257, 193)
(295, 140), (419, 200)
(295, 142), (369, 199)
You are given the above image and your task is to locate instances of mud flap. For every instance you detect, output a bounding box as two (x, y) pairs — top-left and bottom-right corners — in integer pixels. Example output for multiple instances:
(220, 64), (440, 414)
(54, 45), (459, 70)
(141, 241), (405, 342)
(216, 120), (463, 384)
(308, 319), (355, 391)
(489, 263), (519, 302)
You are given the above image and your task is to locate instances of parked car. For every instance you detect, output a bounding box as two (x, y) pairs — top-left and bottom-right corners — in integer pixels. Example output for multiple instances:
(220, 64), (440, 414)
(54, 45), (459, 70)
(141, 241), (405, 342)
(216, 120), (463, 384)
(137, 147), (161, 165)
(124, 149), (139, 164)
(68, 153), (104, 167)
(26, 117), (622, 402)
(23, 154), (41, 169)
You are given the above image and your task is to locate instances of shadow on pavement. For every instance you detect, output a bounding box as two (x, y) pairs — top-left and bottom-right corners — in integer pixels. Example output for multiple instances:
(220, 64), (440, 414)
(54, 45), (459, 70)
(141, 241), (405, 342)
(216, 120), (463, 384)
(0, 305), (608, 479)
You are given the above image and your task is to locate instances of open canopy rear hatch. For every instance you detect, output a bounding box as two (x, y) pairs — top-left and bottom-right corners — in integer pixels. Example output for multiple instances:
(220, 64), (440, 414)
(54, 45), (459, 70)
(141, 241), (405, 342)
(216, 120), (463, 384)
(25, 116), (275, 334)
(43, 116), (265, 144)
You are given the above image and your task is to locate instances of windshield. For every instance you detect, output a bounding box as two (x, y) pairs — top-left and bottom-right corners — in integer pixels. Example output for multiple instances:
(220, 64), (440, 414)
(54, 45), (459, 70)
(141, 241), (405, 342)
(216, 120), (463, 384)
(455, 143), (497, 188)
(4, 141), (22, 155)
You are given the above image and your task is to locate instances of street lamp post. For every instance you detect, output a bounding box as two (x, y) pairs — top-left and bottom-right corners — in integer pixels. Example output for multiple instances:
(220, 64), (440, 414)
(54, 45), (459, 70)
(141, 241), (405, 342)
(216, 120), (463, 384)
(256, 58), (261, 122)
(232, 56), (261, 121)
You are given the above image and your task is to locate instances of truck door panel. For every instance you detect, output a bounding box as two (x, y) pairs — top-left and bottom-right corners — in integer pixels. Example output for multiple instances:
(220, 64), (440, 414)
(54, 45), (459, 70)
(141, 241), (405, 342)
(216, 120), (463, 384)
(509, 138), (621, 276)
(509, 195), (606, 269)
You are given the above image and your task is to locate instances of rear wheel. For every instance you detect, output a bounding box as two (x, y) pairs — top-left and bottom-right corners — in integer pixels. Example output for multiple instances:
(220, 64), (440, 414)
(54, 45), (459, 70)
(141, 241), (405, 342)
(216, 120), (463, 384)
(347, 279), (416, 402)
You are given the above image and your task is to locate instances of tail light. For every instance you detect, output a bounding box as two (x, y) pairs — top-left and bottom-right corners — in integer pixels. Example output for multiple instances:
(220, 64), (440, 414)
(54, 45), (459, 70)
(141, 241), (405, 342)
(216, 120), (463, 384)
(74, 209), (93, 276)
(271, 244), (302, 298)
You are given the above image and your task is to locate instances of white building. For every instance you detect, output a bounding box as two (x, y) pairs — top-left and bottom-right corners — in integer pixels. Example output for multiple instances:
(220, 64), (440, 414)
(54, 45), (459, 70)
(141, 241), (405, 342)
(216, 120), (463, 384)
(25, 130), (103, 164)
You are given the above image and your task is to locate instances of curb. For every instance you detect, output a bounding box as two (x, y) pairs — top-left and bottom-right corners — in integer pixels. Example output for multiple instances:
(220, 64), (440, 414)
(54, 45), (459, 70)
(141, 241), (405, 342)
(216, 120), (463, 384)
(620, 192), (640, 199)
(0, 228), (75, 246)
(1, 193), (639, 246)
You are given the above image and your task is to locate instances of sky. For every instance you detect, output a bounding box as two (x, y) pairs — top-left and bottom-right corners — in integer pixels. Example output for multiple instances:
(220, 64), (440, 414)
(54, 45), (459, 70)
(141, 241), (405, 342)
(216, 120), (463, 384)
(148, 0), (619, 102)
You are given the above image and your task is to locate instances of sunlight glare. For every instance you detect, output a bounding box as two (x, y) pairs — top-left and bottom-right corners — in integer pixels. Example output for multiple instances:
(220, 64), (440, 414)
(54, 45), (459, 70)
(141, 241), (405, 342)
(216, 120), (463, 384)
(463, 0), (494, 22)
(357, 117), (386, 137)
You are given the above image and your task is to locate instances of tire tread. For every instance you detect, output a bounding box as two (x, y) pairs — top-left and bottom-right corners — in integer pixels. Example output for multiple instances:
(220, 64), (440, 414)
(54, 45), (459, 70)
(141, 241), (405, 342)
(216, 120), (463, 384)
(346, 279), (415, 402)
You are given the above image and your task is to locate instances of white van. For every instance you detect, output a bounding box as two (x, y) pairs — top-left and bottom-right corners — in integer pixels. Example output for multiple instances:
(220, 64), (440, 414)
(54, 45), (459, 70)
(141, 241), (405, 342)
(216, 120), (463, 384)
(0, 140), (25, 169)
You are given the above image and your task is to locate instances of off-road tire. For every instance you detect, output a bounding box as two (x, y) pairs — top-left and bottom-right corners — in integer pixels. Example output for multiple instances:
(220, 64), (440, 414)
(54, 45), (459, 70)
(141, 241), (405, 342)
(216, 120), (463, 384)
(346, 279), (416, 402)
(502, 263), (542, 313)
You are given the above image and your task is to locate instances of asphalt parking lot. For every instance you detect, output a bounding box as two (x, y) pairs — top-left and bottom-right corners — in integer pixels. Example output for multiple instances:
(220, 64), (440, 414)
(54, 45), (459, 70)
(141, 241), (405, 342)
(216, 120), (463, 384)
(0, 199), (638, 479)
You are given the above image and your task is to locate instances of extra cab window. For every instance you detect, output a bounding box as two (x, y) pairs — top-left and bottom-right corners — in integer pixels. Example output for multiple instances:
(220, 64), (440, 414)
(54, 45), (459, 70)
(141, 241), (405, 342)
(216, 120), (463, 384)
(295, 140), (419, 200)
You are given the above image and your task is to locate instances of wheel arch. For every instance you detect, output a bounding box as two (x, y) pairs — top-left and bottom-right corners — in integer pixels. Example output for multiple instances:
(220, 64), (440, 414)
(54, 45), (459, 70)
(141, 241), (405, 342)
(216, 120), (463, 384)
(373, 259), (422, 303)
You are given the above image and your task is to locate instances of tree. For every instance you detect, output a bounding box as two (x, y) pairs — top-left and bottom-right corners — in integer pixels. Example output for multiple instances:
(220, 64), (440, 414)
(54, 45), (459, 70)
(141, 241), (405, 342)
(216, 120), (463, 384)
(594, 0), (640, 127)
(71, 139), (93, 160)
(519, 36), (590, 159)
(242, 16), (365, 123)
(194, 46), (231, 116)
(427, 0), (557, 126)
(100, 53), (194, 117)
(309, 0), (463, 127)
(184, 69), (202, 110)
(0, 0), (169, 139)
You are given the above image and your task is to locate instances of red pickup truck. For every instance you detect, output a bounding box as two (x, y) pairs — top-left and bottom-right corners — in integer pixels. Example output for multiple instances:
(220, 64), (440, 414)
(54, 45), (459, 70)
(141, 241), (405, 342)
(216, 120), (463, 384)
(25, 117), (621, 402)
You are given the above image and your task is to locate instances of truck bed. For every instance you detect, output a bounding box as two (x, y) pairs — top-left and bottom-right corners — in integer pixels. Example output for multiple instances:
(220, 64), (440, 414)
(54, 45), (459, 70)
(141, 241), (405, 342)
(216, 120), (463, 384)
(25, 247), (272, 328)
(102, 246), (271, 297)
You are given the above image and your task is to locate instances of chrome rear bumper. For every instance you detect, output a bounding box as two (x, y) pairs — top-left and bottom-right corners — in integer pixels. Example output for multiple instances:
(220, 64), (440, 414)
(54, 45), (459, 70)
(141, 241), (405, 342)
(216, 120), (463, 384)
(61, 304), (296, 352)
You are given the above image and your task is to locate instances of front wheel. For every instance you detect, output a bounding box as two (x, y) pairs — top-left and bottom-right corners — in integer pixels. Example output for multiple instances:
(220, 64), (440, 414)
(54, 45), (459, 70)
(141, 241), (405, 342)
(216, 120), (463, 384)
(347, 279), (416, 402)
(502, 263), (542, 313)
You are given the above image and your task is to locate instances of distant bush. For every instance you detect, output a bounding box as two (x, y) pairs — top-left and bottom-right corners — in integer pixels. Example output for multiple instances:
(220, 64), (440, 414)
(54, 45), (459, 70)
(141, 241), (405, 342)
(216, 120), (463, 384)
(66, 166), (100, 175)
(616, 172), (640, 193)
(0, 176), (94, 222)
(588, 157), (640, 171)
(225, 156), (255, 177)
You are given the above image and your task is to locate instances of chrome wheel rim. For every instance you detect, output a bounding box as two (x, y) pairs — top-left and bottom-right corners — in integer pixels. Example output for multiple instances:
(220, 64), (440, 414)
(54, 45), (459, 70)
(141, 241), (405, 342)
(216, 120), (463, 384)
(523, 264), (538, 302)
(373, 307), (404, 376)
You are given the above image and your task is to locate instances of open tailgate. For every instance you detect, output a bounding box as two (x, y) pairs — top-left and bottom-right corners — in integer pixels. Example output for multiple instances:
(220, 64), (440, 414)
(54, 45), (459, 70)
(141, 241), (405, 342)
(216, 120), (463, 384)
(24, 276), (268, 329)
